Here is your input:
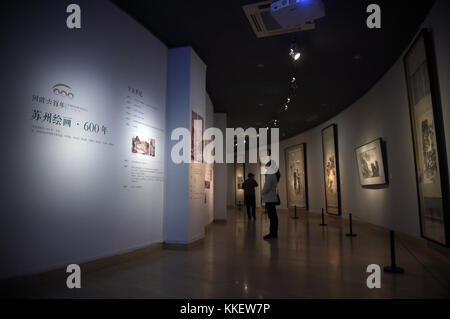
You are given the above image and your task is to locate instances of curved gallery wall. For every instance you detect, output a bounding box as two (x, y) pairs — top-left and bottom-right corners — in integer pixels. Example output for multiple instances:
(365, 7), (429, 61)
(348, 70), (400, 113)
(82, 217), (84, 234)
(0, 0), (169, 278)
(278, 0), (450, 240)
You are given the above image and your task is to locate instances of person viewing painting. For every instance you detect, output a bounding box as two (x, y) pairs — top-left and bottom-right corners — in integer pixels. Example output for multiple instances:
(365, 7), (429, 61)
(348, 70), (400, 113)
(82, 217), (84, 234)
(261, 161), (281, 240)
(243, 173), (258, 220)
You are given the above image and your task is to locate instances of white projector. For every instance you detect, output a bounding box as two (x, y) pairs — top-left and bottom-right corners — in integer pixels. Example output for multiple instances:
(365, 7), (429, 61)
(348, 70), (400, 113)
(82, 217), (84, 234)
(270, 0), (325, 29)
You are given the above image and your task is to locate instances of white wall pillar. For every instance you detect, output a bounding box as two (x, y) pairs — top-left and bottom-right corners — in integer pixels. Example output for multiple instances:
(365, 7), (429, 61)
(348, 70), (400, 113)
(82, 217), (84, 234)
(165, 47), (207, 244)
(214, 113), (228, 220)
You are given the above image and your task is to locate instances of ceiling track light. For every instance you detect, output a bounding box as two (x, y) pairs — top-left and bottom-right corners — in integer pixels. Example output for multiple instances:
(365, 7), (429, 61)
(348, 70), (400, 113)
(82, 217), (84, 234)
(260, 38), (303, 134)
(289, 38), (301, 62)
(289, 49), (301, 61)
(290, 76), (298, 89)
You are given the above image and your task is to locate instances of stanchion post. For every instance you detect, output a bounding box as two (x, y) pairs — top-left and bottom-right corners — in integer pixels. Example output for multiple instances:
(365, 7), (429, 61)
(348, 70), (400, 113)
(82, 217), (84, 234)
(319, 208), (327, 226)
(292, 205), (299, 219)
(384, 230), (404, 274)
(345, 213), (357, 237)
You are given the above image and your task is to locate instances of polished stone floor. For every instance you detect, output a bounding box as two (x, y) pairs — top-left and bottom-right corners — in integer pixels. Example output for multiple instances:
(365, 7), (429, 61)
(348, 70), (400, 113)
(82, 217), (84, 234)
(4, 207), (450, 298)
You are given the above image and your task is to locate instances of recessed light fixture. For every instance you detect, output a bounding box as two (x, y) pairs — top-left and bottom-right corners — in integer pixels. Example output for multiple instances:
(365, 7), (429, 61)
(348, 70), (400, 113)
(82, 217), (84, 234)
(256, 63), (264, 68)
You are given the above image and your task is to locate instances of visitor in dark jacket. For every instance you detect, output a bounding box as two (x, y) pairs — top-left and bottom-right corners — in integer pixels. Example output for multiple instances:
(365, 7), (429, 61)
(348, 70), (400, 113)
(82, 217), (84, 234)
(243, 173), (258, 219)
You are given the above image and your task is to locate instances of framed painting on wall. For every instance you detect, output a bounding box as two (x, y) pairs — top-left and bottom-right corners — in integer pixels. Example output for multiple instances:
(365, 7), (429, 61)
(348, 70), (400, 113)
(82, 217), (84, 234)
(355, 138), (387, 186)
(404, 29), (450, 247)
(205, 163), (213, 189)
(321, 124), (341, 215)
(285, 144), (308, 209)
(191, 111), (204, 163)
(237, 176), (244, 190)
(235, 163), (245, 205)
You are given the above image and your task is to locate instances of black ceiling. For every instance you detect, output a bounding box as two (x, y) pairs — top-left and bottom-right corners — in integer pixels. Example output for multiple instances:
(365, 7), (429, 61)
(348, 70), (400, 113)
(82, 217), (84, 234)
(112, 0), (435, 139)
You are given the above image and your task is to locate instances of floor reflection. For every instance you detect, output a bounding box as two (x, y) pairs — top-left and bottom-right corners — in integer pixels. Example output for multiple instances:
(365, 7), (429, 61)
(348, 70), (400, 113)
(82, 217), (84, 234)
(3, 207), (450, 299)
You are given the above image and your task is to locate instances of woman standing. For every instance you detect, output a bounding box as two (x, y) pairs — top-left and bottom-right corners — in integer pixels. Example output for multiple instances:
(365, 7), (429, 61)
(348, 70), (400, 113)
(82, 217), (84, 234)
(261, 161), (281, 240)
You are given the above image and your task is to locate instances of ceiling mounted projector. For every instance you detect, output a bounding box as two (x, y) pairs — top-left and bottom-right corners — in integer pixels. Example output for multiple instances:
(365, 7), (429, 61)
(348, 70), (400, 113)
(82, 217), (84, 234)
(243, 1), (316, 38)
(270, 0), (325, 29)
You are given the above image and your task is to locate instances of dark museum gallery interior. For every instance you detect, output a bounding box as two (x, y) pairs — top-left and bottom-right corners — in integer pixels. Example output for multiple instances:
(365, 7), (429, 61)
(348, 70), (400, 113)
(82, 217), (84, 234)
(1, 0), (450, 300)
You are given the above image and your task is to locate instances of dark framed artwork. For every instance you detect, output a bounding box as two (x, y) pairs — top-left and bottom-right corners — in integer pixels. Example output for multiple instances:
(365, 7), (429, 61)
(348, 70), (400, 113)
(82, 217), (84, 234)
(355, 138), (387, 186)
(191, 111), (204, 162)
(285, 144), (308, 210)
(321, 124), (341, 215)
(235, 163), (245, 205)
(404, 29), (450, 247)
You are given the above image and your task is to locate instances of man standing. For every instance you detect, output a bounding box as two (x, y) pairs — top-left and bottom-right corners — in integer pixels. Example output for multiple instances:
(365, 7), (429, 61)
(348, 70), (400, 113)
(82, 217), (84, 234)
(243, 173), (258, 219)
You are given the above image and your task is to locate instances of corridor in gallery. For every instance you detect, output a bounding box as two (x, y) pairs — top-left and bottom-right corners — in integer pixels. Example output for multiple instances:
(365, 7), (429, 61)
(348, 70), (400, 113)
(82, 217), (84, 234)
(4, 208), (450, 299)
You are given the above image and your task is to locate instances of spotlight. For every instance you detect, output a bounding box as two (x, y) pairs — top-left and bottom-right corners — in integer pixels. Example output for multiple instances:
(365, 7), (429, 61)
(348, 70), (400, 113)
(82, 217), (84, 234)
(289, 40), (301, 61)
(284, 105), (289, 111)
(287, 97), (291, 104)
(289, 48), (301, 61)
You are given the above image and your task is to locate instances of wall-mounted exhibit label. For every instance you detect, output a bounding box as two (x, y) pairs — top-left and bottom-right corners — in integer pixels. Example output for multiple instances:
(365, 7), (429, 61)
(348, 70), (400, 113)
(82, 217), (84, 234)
(121, 86), (164, 190)
(29, 86), (114, 147)
(28, 83), (165, 192)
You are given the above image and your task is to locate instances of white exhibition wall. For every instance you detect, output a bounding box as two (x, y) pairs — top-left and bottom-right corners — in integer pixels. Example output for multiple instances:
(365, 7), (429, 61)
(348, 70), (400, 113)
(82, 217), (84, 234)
(188, 49), (208, 242)
(0, 0), (217, 278)
(164, 47), (191, 245)
(0, 0), (168, 278)
(214, 113), (228, 221)
(165, 47), (216, 245)
(205, 93), (215, 225)
(277, 0), (450, 238)
(0, 2), (219, 278)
